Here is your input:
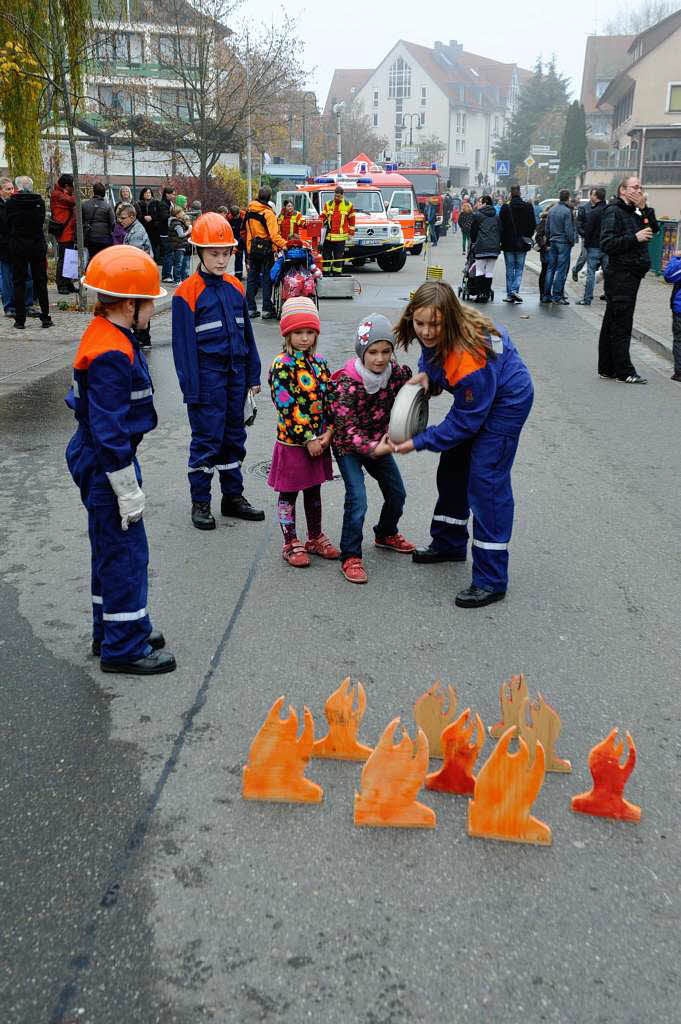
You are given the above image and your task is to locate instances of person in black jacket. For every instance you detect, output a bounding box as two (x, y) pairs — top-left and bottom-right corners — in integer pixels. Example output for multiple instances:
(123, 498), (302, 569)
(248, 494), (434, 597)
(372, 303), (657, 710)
(598, 176), (658, 384)
(499, 184), (536, 303)
(136, 187), (161, 261)
(82, 182), (115, 264)
(6, 175), (52, 329)
(469, 196), (501, 303)
(158, 185), (176, 282)
(0, 176), (36, 316)
(576, 188), (606, 306)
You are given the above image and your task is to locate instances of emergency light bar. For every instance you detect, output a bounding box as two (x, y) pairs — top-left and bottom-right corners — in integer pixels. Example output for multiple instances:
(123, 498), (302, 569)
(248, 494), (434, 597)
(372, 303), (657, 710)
(314, 177), (335, 183)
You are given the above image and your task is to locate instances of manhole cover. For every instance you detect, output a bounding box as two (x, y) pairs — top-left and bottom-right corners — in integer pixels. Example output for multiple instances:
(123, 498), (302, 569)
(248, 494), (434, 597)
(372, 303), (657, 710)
(248, 459), (341, 480)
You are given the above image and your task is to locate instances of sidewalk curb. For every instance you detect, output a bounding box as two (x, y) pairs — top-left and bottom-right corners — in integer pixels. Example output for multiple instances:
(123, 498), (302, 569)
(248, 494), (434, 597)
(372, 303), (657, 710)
(524, 259), (673, 363)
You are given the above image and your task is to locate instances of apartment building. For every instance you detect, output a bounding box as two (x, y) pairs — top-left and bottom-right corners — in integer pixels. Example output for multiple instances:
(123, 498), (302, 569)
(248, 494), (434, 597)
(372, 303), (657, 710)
(327, 40), (530, 188)
(579, 34), (634, 192)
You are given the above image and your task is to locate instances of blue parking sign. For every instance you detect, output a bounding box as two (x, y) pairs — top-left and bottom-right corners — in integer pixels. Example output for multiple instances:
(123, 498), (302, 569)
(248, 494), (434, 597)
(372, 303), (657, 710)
(496, 160), (510, 176)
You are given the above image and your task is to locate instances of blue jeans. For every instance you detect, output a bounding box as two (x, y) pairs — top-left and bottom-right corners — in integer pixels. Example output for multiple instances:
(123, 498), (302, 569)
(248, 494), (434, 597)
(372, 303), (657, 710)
(172, 248), (190, 282)
(503, 251), (527, 298)
(544, 241), (571, 301)
(583, 247), (602, 304)
(1, 259), (33, 312)
(336, 452), (406, 559)
(160, 236), (173, 279)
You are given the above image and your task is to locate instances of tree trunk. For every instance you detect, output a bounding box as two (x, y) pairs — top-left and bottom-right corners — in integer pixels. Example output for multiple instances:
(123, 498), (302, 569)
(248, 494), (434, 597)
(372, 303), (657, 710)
(56, 47), (86, 310)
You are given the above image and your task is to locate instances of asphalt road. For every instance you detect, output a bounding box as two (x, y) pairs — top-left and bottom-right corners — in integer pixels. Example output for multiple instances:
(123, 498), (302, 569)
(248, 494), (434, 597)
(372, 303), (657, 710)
(1, 235), (680, 1024)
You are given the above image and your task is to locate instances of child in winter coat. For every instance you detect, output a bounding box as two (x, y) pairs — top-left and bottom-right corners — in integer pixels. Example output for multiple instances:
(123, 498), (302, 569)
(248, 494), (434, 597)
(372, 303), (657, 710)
(116, 203), (153, 348)
(168, 204), (192, 283)
(330, 314), (415, 584)
(267, 297), (339, 567)
(663, 250), (681, 382)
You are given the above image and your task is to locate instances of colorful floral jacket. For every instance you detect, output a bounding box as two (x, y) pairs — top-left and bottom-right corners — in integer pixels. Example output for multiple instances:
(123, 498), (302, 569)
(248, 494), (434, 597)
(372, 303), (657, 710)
(329, 358), (413, 456)
(269, 350), (332, 445)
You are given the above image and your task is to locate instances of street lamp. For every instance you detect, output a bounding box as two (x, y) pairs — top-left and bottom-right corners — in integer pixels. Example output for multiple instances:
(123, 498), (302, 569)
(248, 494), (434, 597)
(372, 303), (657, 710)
(402, 112), (420, 153)
(333, 102), (344, 168)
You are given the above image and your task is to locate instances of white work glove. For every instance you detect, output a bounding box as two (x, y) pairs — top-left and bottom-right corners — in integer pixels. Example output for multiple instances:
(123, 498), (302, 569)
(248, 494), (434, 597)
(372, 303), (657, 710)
(106, 464), (146, 530)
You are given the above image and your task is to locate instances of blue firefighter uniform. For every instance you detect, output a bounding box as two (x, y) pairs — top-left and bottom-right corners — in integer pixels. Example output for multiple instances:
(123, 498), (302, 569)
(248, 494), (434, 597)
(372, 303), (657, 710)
(412, 327), (534, 593)
(172, 269), (261, 502)
(65, 317), (158, 661)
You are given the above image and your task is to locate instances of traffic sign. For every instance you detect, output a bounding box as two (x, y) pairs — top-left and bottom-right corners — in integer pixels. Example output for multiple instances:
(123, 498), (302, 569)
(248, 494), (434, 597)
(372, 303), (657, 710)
(524, 156), (535, 168)
(495, 160), (510, 176)
(531, 146), (557, 156)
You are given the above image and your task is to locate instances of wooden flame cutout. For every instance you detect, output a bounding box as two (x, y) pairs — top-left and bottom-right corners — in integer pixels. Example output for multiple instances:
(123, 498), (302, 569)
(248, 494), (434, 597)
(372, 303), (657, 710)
(354, 718), (435, 828)
(425, 709), (484, 795)
(242, 696), (323, 803)
(311, 677), (373, 761)
(488, 673), (528, 739)
(413, 680), (458, 758)
(518, 695), (572, 773)
(468, 726), (552, 845)
(571, 728), (640, 822)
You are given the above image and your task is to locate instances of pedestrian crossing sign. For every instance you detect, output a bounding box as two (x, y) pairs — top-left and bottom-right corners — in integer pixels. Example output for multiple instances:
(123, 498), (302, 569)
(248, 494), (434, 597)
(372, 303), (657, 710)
(496, 160), (510, 176)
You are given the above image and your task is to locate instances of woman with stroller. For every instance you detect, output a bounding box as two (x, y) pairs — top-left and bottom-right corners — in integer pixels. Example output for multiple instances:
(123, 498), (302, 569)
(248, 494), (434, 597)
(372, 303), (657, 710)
(468, 196), (501, 303)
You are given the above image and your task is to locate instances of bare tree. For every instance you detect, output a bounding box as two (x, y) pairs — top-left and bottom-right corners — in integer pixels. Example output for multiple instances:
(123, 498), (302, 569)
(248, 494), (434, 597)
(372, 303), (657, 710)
(603, 0), (676, 34)
(130, 0), (305, 192)
(323, 100), (387, 165)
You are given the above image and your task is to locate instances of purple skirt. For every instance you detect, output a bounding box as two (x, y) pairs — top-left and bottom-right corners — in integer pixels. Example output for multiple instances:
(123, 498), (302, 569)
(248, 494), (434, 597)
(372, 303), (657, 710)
(267, 441), (333, 492)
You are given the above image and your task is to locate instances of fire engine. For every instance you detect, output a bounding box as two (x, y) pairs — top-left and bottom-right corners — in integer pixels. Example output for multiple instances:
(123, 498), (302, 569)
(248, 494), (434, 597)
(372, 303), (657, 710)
(388, 164), (447, 232)
(276, 162), (416, 273)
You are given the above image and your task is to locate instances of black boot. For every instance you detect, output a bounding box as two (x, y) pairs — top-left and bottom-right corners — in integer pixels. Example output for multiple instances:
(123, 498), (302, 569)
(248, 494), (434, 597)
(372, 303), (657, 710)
(412, 546), (466, 564)
(92, 630), (165, 658)
(455, 585), (506, 608)
(221, 494), (265, 521)
(192, 502), (216, 530)
(100, 649), (177, 675)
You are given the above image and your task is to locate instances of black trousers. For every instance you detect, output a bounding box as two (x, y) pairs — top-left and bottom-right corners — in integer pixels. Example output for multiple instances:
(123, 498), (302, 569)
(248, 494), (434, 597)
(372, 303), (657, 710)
(598, 268), (641, 378)
(11, 245), (49, 325)
(322, 238), (346, 276)
(86, 240), (111, 264)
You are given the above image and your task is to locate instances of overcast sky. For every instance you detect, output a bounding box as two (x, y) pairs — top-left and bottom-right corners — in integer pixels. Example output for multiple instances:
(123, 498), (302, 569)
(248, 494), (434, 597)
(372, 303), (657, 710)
(253, 0), (626, 108)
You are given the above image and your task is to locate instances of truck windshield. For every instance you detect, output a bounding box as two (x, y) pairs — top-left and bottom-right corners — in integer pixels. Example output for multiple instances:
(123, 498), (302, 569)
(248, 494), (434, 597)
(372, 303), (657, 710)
(321, 190), (385, 213)
(401, 173), (439, 195)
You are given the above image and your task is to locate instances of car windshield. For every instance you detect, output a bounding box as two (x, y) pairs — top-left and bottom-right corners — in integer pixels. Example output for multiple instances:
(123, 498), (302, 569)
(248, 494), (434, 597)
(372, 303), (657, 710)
(321, 190), (385, 214)
(379, 188), (413, 213)
(401, 173), (439, 195)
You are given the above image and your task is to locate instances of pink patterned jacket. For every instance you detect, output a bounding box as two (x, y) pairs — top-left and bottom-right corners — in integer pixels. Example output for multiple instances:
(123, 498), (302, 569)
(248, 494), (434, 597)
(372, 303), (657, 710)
(329, 357), (413, 457)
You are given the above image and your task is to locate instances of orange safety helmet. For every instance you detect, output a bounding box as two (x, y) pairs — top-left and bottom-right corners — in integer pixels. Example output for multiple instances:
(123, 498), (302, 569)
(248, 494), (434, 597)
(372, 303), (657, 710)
(82, 245), (166, 299)
(191, 211), (237, 248)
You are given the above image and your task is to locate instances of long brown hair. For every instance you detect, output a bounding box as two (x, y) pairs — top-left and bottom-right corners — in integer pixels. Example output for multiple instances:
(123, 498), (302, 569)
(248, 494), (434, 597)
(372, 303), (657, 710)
(393, 281), (498, 365)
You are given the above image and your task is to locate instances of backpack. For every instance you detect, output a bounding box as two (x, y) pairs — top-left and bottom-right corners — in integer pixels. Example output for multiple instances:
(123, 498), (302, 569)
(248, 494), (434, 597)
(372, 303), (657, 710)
(245, 208), (272, 259)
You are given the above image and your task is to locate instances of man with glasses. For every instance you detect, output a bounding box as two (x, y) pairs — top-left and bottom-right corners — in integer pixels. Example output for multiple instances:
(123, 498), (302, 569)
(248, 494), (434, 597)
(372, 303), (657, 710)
(598, 176), (658, 384)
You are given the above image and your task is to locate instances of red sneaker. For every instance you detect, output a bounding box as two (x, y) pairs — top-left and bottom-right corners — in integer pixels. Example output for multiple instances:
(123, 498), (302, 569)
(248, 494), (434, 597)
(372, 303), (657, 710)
(305, 533), (341, 559)
(341, 557), (368, 584)
(374, 532), (416, 554)
(282, 540), (310, 568)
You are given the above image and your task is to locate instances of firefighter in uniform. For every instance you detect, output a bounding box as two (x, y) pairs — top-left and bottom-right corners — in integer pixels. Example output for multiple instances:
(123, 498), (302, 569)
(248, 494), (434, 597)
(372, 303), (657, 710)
(321, 184), (355, 276)
(65, 246), (176, 674)
(172, 212), (264, 531)
(278, 200), (305, 241)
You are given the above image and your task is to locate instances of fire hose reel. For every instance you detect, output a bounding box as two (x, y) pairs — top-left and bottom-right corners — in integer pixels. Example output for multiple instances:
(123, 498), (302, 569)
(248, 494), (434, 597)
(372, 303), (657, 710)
(388, 382), (429, 444)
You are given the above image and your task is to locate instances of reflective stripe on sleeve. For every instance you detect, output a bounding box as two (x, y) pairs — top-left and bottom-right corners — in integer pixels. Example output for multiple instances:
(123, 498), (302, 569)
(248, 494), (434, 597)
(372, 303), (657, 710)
(472, 539), (508, 550)
(103, 607), (147, 622)
(130, 387), (153, 400)
(433, 514), (469, 526)
(195, 320), (223, 333)
(92, 594), (103, 604)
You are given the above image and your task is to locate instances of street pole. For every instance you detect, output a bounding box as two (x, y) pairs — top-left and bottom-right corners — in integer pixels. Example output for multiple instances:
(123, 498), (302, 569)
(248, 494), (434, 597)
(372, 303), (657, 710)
(246, 34), (252, 202)
(333, 102), (344, 168)
(130, 93), (136, 194)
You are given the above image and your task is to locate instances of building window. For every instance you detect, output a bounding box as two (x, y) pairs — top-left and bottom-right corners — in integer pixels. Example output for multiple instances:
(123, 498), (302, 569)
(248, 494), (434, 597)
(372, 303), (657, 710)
(668, 83), (681, 112)
(493, 116), (499, 136)
(373, 89), (379, 108)
(595, 79), (610, 99)
(388, 57), (411, 99)
(157, 35), (177, 63)
(420, 111), (425, 127)
(373, 113), (378, 127)
(613, 85), (634, 129)
(456, 112), (461, 133)
(455, 139), (460, 154)
(158, 88), (192, 120)
(461, 139), (465, 154)
(645, 133), (681, 162)
(421, 86), (427, 106)
(475, 148), (480, 170)
(461, 113), (466, 135)
(98, 85), (132, 115)
(395, 97), (403, 114)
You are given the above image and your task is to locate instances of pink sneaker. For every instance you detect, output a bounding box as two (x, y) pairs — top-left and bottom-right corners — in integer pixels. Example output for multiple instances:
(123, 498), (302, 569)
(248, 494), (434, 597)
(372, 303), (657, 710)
(305, 533), (341, 559)
(341, 557), (368, 584)
(374, 532), (416, 554)
(282, 540), (310, 568)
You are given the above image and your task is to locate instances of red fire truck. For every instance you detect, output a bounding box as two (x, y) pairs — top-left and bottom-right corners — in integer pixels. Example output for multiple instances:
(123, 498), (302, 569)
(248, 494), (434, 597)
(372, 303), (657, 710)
(390, 165), (447, 232)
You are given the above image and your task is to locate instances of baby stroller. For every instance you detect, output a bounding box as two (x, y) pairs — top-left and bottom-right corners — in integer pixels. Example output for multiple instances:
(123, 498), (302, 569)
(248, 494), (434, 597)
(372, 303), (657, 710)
(457, 248), (494, 304)
(271, 244), (321, 319)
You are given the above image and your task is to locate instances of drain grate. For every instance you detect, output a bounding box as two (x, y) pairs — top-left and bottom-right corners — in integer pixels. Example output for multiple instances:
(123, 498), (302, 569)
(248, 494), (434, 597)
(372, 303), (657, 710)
(247, 459), (341, 480)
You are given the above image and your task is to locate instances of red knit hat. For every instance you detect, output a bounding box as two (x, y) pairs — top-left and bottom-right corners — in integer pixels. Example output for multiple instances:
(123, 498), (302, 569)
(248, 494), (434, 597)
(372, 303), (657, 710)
(279, 297), (320, 338)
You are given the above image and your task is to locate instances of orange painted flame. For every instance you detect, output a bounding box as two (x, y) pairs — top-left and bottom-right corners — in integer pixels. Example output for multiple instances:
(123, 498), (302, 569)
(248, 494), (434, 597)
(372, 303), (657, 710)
(242, 696), (323, 803)
(413, 680), (458, 757)
(354, 718), (435, 828)
(488, 673), (528, 739)
(312, 677), (373, 761)
(571, 728), (640, 822)
(468, 726), (552, 845)
(426, 708), (484, 795)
